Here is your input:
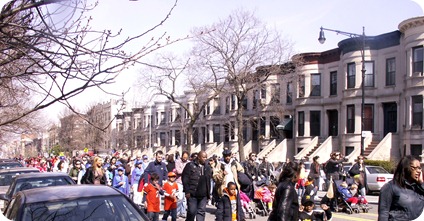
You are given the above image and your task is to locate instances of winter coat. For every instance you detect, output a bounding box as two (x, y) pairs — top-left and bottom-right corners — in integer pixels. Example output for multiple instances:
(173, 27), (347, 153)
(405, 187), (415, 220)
(215, 188), (245, 221)
(143, 160), (168, 186)
(213, 160), (244, 197)
(242, 160), (259, 180)
(378, 180), (424, 221)
(268, 179), (299, 221)
(181, 160), (211, 198)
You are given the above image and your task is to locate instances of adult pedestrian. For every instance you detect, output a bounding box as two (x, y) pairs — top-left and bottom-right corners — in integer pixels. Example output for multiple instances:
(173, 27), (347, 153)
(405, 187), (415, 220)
(167, 154), (176, 173)
(242, 152), (259, 181)
(182, 150), (211, 221)
(69, 159), (83, 183)
(81, 156), (107, 185)
(131, 160), (144, 207)
(143, 150), (168, 186)
(325, 152), (346, 181)
(348, 155), (366, 196)
(378, 155), (424, 221)
(268, 161), (299, 221)
(175, 151), (190, 218)
(213, 149), (245, 198)
(258, 156), (274, 180)
(308, 156), (321, 196)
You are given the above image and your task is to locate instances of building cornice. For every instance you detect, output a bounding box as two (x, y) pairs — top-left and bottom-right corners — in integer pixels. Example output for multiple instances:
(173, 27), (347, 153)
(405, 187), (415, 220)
(399, 16), (424, 33)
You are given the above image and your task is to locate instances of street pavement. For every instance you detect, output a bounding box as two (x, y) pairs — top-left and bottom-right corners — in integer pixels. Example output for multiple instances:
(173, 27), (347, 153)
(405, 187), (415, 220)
(170, 191), (380, 221)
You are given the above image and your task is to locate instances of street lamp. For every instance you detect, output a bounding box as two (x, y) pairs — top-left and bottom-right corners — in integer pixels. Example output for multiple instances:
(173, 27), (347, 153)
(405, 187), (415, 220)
(318, 26), (366, 156)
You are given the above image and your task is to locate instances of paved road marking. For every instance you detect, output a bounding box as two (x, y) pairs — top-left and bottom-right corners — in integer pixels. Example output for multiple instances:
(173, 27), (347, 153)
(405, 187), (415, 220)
(332, 212), (378, 221)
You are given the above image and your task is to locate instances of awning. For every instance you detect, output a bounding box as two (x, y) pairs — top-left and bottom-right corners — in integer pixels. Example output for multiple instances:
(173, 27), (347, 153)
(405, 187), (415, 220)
(277, 118), (293, 131)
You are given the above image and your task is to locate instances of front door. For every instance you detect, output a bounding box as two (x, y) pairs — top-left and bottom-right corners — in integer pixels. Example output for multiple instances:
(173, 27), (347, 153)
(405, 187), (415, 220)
(328, 110), (338, 136)
(383, 103), (397, 136)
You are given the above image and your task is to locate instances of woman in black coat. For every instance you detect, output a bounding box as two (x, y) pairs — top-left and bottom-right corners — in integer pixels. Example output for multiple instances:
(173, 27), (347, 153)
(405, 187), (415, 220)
(268, 161), (299, 221)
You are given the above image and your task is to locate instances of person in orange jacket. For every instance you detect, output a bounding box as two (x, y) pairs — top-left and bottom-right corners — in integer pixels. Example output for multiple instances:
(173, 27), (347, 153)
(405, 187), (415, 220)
(162, 172), (179, 221)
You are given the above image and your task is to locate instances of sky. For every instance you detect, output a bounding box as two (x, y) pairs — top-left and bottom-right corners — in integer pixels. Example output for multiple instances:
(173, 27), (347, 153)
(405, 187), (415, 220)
(11, 0), (422, 121)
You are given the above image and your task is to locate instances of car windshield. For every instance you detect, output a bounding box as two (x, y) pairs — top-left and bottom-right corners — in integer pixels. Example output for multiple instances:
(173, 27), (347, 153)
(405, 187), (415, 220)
(22, 196), (145, 221)
(0, 162), (23, 169)
(367, 166), (389, 174)
(12, 177), (73, 196)
(0, 172), (35, 186)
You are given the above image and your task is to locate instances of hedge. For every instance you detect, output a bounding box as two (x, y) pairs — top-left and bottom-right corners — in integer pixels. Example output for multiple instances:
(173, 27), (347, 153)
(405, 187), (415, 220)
(364, 160), (397, 173)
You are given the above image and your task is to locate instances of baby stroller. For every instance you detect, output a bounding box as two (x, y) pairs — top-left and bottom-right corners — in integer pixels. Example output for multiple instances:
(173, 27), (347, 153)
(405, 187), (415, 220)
(253, 181), (272, 216)
(239, 190), (256, 219)
(333, 180), (369, 214)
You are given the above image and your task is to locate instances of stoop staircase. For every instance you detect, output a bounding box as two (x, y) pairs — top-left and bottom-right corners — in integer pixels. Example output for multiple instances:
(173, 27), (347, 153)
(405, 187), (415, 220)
(305, 143), (321, 159)
(364, 141), (379, 158)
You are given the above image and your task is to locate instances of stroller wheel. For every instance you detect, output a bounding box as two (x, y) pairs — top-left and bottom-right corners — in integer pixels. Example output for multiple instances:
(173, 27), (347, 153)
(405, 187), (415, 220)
(354, 208), (360, 213)
(346, 209), (353, 214)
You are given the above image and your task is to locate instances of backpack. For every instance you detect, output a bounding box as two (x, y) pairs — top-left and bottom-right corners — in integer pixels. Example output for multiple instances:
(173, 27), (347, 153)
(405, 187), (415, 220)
(322, 160), (330, 174)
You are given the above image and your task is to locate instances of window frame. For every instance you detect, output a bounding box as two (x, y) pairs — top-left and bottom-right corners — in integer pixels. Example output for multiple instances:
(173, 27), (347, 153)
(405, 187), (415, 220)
(412, 95), (423, 128)
(386, 57), (396, 86)
(347, 63), (356, 89)
(298, 111), (304, 136)
(413, 46), (423, 74)
(346, 105), (355, 133)
(310, 73), (321, 97)
(330, 71), (337, 96)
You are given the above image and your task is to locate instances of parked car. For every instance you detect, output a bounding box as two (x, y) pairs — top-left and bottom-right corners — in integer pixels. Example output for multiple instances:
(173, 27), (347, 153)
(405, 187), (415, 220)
(4, 185), (148, 221)
(365, 165), (393, 193)
(0, 167), (40, 211)
(0, 172), (75, 212)
(0, 161), (24, 170)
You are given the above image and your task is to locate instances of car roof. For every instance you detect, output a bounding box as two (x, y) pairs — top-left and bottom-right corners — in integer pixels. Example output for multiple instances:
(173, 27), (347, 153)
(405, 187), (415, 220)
(19, 185), (122, 204)
(15, 172), (70, 179)
(0, 168), (39, 173)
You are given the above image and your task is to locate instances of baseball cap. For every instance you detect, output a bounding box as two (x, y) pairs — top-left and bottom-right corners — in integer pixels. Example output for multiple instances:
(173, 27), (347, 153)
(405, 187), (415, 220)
(222, 149), (232, 156)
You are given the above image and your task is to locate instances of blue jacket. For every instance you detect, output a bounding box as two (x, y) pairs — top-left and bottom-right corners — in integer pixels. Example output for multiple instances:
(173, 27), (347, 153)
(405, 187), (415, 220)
(143, 160), (168, 186)
(113, 174), (129, 196)
(131, 167), (144, 185)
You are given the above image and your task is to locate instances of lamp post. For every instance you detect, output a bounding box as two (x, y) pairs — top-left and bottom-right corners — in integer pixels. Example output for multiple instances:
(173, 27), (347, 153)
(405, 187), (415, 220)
(318, 26), (366, 156)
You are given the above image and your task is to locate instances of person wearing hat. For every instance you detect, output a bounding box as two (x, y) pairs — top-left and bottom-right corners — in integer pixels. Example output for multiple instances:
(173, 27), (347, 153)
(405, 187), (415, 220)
(113, 166), (129, 196)
(162, 172), (179, 221)
(131, 160), (145, 207)
(213, 149), (245, 198)
(299, 198), (324, 221)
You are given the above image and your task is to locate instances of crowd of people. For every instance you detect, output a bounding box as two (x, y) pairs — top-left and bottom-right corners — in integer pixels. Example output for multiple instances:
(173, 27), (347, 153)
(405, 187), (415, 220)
(12, 150), (424, 221)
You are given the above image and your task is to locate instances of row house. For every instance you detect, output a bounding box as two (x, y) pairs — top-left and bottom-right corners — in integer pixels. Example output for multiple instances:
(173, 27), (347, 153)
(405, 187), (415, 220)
(116, 16), (424, 161)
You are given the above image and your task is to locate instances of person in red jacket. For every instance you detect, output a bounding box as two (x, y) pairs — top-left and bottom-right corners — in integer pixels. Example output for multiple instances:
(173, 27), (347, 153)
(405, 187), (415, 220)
(144, 173), (163, 221)
(162, 172), (179, 221)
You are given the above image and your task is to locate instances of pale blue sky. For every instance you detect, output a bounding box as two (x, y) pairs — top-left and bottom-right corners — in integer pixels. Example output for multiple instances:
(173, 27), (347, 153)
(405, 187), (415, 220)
(40, 0), (424, 119)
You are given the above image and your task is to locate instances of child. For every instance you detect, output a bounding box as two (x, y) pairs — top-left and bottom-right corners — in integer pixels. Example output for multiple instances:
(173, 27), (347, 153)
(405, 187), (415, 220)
(303, 176), (316, 202)
(297, 162), (307, 197)
(112, 167), (129, 196)
(162, 172), (178, 221)
(299, 200), (324, 221)
(338, 181), (368, 209)
(144, 173), (163, 221)
(216, 182), (245, 221)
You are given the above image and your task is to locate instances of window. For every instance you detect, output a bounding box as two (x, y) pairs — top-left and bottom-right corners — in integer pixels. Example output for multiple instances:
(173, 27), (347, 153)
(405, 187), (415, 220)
(310, 111), (321, 136)
(364, 104), (374, 132)
(299, 75), (305, 98)
(411, 145), (422, 159)
(231, 94), (236, 110)
(364, 61), (375, 87)
(260, 85), (266, 99)
(412, 95), (423, 128)
(347, 105), (355, 133)
(310, 73), (321, 96)
(298, 111), (304, 136)
(287, 82), (293, 104)
(413, 46), (423, 74)
(386, 58), (396, 86)
(242, 96), (248, 110)
(330, 71), (337, 96)
(347, 63), (356, 89)
(270, 83), (280, 103)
